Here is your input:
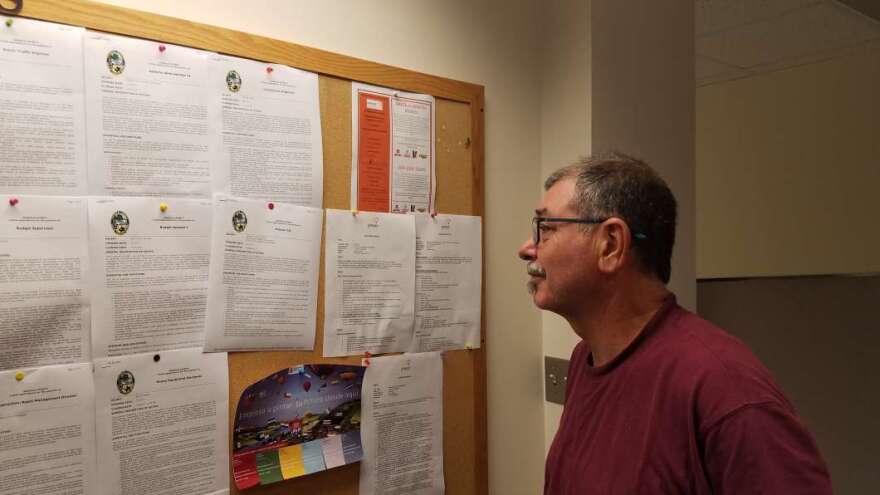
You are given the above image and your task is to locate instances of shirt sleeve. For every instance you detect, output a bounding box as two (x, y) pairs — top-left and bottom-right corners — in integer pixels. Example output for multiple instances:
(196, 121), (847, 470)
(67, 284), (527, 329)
(703, 402), (833, 494)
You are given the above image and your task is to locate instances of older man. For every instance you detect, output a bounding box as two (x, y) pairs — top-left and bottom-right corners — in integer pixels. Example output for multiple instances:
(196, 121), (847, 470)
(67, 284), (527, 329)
(519, 153), (832, 494)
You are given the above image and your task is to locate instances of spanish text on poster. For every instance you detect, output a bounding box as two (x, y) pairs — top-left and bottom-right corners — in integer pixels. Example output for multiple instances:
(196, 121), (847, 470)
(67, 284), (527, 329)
(232, 364), (366, 489)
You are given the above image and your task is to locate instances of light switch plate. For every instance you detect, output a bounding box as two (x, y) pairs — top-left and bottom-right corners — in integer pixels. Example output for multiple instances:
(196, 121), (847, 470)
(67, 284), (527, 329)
(544, 356), (569, 405)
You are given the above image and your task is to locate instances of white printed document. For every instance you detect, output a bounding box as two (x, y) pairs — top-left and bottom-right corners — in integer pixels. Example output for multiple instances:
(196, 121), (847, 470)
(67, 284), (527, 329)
(323, 209), (415, 357)
(209, 55), (324, 207)
(88, 197), (211, 357)
(84, 32), (213, 197)
(0, 17), (87, 194)
(351, 83), (435, 214)
(0, 196), (89, 370)
(411, 214), (482, 352)
(94, 348), (229, 495)
(360, 352), (444, 495)
(204, 196), (322, 352)
(0, 363), (96, 495)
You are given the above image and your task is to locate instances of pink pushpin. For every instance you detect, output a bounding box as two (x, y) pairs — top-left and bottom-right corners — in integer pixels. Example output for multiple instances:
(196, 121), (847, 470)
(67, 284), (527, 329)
(267, 202), (275, 210)
(158, 45), (166, 53)
(430, 211), (437, 218)
(266, 66), (274, 74)
(8, 198), (18, 206)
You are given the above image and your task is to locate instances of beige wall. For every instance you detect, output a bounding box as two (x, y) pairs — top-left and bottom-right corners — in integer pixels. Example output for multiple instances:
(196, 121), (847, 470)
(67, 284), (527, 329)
(538, 0), (592, 452)
(698, 276), (880, 494)
(92, 0), (547, 492)
(697, 40), (880, 278)
(537, 0), (696, 452)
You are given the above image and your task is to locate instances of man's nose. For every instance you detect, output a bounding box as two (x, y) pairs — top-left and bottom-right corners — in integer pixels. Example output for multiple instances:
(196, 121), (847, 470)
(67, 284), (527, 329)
(518, 236), (536, 261)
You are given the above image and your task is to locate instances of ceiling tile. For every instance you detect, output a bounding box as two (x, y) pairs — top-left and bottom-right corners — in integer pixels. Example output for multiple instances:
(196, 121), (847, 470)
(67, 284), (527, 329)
(696, 0), (821, 36)
(696, 55), (752, 86)
(697, 0), (880, 70)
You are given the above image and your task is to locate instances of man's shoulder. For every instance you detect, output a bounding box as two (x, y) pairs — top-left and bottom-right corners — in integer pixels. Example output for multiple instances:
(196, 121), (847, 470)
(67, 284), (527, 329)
(651, 306), (795, 427)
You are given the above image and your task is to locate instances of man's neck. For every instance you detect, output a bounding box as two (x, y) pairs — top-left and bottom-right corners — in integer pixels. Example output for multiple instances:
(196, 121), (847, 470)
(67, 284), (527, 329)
(568, 278), (671, 367)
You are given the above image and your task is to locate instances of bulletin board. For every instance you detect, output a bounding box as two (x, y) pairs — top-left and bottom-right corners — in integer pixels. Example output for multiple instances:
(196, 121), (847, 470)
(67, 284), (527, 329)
(12, 0), (487, 493)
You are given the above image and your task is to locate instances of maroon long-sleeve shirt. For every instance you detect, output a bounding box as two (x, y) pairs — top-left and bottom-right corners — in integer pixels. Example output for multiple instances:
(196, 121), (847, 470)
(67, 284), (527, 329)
(545, 297), (832, 494)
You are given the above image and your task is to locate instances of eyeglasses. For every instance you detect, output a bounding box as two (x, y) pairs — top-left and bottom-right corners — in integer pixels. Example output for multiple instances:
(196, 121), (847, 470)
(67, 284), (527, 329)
(531, 216), (607, 245)
(531, 216), (648, 245)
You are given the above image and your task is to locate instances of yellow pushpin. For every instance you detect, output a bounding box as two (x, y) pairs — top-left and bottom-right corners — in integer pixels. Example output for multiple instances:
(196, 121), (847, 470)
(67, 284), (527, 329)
(15, 371), (25, 381)
(351, 208), (358, 216)
(5, 19), (12, 28)
(464, 343), (473, 350)
(159, 202), (168, 213)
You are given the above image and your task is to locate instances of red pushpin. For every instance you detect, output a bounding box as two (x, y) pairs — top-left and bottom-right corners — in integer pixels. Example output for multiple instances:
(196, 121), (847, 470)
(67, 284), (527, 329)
(158, 45), (166, 53)
(430, 211), (437, 218)
(364, 351), (372, 367)
(266, 66), (274, 74)
(267, 202), (275, 210)
(8, 198), (18, 206)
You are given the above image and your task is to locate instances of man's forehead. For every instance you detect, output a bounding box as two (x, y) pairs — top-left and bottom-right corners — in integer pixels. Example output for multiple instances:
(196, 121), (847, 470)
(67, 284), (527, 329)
(537, 178), (576, 214)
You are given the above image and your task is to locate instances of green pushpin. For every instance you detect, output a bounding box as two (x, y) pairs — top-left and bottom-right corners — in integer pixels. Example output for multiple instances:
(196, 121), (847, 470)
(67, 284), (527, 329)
(5, 19), (13, 28)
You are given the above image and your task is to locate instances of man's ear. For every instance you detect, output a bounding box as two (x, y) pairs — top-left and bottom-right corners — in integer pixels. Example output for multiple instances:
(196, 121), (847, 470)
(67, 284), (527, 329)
(596, 218), (632, 275)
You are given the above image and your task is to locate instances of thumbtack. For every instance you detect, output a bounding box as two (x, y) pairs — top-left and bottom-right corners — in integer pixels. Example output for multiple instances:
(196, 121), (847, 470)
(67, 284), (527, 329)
(8, 198), (18, 206)
(159, 202), (168, 213)
(14, 371), (24, 381)
(5, 19), (12, 28)
(158, 45), (166, 53)
(267, 202), (275, 210)
(351, 209), (358, 216)
(464, 343), (473, 350)
(430, 211), (437, 218)
(153, 354), (161, 362)
(266, 66), (274, 74)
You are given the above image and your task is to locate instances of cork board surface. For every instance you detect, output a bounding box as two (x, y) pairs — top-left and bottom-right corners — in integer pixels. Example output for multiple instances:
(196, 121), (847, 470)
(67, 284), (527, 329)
(227, 76), (481, 494)
(16, 2), (485, 492)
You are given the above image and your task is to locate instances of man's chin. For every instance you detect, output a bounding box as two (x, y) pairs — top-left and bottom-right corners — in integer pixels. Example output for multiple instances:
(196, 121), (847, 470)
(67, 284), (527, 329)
(526, 283), (553, 310)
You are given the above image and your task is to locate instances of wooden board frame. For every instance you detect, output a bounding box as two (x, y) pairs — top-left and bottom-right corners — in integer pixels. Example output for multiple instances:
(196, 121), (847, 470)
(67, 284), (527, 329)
(11, 0), (487, 493)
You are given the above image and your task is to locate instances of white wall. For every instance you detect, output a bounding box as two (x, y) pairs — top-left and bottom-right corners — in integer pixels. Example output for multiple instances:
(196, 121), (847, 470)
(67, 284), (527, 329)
(91, 0), (547, 492)
(697, 40), (880, 279)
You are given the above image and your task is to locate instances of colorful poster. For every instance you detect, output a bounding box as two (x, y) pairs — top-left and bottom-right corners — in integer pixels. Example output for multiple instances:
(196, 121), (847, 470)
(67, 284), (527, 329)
(232, 364), (366, 489)
(351, 83), (435, 214)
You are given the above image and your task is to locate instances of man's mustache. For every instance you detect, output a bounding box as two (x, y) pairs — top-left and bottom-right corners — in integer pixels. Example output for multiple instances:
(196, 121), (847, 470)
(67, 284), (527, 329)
(526, 262), (545, 295)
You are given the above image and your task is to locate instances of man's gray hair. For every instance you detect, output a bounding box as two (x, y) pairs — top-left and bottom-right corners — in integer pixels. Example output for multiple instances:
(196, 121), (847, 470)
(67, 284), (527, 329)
(545, 151), (678, 284)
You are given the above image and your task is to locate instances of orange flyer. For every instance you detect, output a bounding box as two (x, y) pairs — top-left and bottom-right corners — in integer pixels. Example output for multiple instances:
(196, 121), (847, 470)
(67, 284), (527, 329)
(356, 92), (391, 211)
